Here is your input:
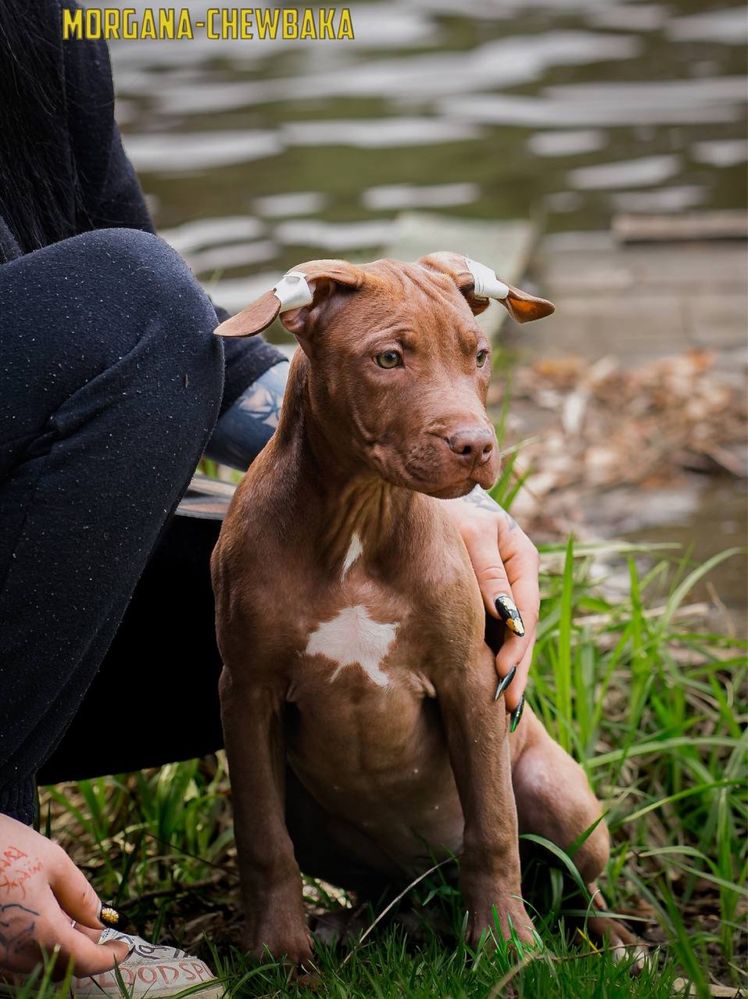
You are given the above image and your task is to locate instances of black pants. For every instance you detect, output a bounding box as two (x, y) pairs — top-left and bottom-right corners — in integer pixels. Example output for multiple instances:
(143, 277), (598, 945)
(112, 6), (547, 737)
(0, 228), (225, 824)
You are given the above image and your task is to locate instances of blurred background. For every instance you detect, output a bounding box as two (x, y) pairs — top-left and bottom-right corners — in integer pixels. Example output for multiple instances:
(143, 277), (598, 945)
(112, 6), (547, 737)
(107, 0), (747, 621)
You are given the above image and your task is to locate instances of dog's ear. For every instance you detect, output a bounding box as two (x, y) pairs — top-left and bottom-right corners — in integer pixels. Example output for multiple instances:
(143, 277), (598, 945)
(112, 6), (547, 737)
(214, 260), (364, 339)
(418, 251), (555, 324)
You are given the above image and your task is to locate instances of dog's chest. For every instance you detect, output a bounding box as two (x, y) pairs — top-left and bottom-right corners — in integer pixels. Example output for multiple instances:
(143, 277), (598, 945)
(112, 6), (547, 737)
(289, 530), (472, 702)
(283, 526), (477, 857)
(303, 602), (402, 690)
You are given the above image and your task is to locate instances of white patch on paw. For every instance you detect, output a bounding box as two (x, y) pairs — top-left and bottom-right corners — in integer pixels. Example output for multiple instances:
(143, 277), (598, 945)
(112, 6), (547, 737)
(610, 936), (648, 972)
(305, 604), (397, 687)
(341, 532), (363, 579)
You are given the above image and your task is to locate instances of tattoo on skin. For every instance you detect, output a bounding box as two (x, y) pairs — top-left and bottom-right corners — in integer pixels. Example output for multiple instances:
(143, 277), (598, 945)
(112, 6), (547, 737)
(0, 847), (27, 873)
(235, 379), (283, 430)
(0, 847), (43, 900)
(459, 487), (518, 531)
(0, 902), (40, 961)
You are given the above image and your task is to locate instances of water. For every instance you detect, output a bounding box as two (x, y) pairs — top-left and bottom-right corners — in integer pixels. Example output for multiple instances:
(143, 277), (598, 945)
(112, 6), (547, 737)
(107, 0), (747, 294)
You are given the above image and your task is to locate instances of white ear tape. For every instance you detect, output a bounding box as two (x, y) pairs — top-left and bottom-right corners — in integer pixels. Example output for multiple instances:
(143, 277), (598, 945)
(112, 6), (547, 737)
(273, 270), (314, 312)
(464, 257), (510, 301)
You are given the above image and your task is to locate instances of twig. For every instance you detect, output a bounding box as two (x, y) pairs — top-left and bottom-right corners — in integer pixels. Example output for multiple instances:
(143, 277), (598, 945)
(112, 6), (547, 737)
(340, 859), (452, 967)
(118, 876), (225, 910)
(142, 831), (239, 879)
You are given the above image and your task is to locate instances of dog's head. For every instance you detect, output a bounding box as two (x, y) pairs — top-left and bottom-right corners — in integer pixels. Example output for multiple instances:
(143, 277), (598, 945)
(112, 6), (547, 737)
(216, 253), (553, 499)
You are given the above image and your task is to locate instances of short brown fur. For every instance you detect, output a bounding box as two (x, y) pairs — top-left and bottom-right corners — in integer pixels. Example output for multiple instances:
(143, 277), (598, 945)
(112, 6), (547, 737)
(211, 254), (634, 964)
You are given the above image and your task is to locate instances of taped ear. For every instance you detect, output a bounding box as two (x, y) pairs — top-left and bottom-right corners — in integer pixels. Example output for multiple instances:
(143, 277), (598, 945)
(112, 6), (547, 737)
(419, 251), (555, 324)
(214, 260), (364, 339)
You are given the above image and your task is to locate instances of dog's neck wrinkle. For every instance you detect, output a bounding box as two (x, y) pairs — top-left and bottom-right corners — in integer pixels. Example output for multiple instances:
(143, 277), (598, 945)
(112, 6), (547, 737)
(276, 352), (416, 572)
(304, 411), (415, 571)
(320, 476), (415, 574)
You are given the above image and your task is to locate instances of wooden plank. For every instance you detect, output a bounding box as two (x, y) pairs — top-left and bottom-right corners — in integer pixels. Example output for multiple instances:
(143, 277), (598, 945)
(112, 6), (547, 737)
(176, 495), (230, 519)
(613, 210), (748, 243)
(383, 212), (538, 338)
(177, 475), (236, 518)
(188, 473), (238, 498)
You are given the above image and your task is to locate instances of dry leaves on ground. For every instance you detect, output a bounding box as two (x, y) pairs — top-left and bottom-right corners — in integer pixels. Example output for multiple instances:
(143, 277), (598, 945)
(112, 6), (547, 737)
(493, 349), (747, 537)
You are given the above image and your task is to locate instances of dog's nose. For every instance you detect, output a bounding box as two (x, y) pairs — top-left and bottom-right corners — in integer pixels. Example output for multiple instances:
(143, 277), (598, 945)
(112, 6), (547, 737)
(445, 428), (495, 466)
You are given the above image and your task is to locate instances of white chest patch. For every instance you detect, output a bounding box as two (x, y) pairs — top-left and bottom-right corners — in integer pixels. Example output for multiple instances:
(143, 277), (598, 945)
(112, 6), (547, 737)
(305, 604), (397, 688)
(341, 532), (363, 580)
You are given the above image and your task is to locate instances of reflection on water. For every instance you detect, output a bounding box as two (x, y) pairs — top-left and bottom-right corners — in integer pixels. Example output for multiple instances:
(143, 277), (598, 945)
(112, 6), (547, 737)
(528, 129), (606, 156)
(362, 182), (479, 210)
(567, 154), (679, 190)
(109, 0), (746, 281)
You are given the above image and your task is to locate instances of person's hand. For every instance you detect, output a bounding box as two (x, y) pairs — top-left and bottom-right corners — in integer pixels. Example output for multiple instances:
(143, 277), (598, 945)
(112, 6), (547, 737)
(0, 813), (128, 976)
(445, 489), (540, 716)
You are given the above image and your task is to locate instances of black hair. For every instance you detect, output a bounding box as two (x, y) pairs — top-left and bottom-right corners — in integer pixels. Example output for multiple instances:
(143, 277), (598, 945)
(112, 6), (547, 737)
(0, 0), (82, 253)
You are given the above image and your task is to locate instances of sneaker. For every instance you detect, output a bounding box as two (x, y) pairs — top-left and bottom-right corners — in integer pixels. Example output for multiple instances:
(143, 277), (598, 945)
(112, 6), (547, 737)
(70, 929), (225, 998)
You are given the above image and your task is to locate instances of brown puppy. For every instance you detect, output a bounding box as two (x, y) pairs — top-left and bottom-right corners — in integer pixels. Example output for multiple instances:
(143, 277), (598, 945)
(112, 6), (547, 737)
(211, 253), (630, 964)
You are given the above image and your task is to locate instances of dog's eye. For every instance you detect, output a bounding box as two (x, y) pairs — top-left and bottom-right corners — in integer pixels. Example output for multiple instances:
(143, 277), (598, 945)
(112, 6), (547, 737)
(476, 349), (489, 368)
(375, 350), (403, 369)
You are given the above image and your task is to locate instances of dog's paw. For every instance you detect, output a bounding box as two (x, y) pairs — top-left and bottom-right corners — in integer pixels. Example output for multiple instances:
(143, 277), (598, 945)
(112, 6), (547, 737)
(246, 923), (314, 967)
(585, 915), (649, 974)
(466, 897), (537, 950)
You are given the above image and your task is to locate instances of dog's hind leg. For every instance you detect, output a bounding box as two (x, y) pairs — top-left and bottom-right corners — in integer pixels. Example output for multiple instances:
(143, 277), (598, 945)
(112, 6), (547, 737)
(511, 710), (609, 883)
(510, 710), (643, 963)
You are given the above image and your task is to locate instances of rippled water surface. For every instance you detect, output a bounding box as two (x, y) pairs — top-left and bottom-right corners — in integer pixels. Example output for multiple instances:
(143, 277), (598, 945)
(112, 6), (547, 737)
(109, 0), (747, 299)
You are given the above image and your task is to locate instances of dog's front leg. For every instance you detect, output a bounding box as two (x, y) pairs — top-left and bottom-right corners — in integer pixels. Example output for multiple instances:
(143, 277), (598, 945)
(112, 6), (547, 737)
(436, 647), (534, 948)
(220, 667), (312, 965)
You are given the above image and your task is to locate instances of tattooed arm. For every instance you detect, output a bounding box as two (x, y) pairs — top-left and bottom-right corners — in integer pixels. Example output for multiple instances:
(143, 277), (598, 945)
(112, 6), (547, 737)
(206, 360), (288, 469)
(444, 487), (540, 714)
(0, 814), (128, 975)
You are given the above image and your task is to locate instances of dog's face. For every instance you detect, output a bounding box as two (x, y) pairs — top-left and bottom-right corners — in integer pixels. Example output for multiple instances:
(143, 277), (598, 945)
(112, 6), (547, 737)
(291, 260), (499, 499)
(216, 253), (554, 499)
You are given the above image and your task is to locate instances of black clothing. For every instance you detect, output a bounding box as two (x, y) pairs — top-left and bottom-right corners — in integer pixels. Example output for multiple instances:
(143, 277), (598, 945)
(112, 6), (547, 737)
(0, 0), (283, 415)
(38, 511), (225, 786)
(0, 229), (224, 824)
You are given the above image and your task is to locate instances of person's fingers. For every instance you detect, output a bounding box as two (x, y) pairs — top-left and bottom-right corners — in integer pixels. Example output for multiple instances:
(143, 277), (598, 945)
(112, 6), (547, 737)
(495, 608), (537, 711)
(46, 843), (106, 931)
(39, 899), (129, 977)
(461, 521), (517, 637)
(5, 888), (129, 976)
(503, 642), (534, 717)
(494, 529), (541, 713)
(454, 504), (540, 716)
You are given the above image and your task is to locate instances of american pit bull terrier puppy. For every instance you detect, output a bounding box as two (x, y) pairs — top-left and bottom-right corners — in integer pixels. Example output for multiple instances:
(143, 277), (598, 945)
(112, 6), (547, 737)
(211, 252), (635, 964)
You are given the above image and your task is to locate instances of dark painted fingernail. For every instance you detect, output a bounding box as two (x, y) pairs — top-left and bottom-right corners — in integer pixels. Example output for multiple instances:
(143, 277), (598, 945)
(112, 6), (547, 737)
(99, 903), (121, 928)
(494, 665), (517, 701)
(495, 594), (525, 637)
(510, 696), (525, 734)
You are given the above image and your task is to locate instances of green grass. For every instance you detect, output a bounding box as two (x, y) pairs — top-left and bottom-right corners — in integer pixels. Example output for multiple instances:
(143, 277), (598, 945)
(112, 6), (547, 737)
(19, 539), (747, 999)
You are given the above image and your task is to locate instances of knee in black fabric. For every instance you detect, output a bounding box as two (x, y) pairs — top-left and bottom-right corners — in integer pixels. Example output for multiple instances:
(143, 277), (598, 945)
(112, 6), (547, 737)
(50, 228), (225, 443)
(110, 228), (224, 416)
(83, 227), (217, 345)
